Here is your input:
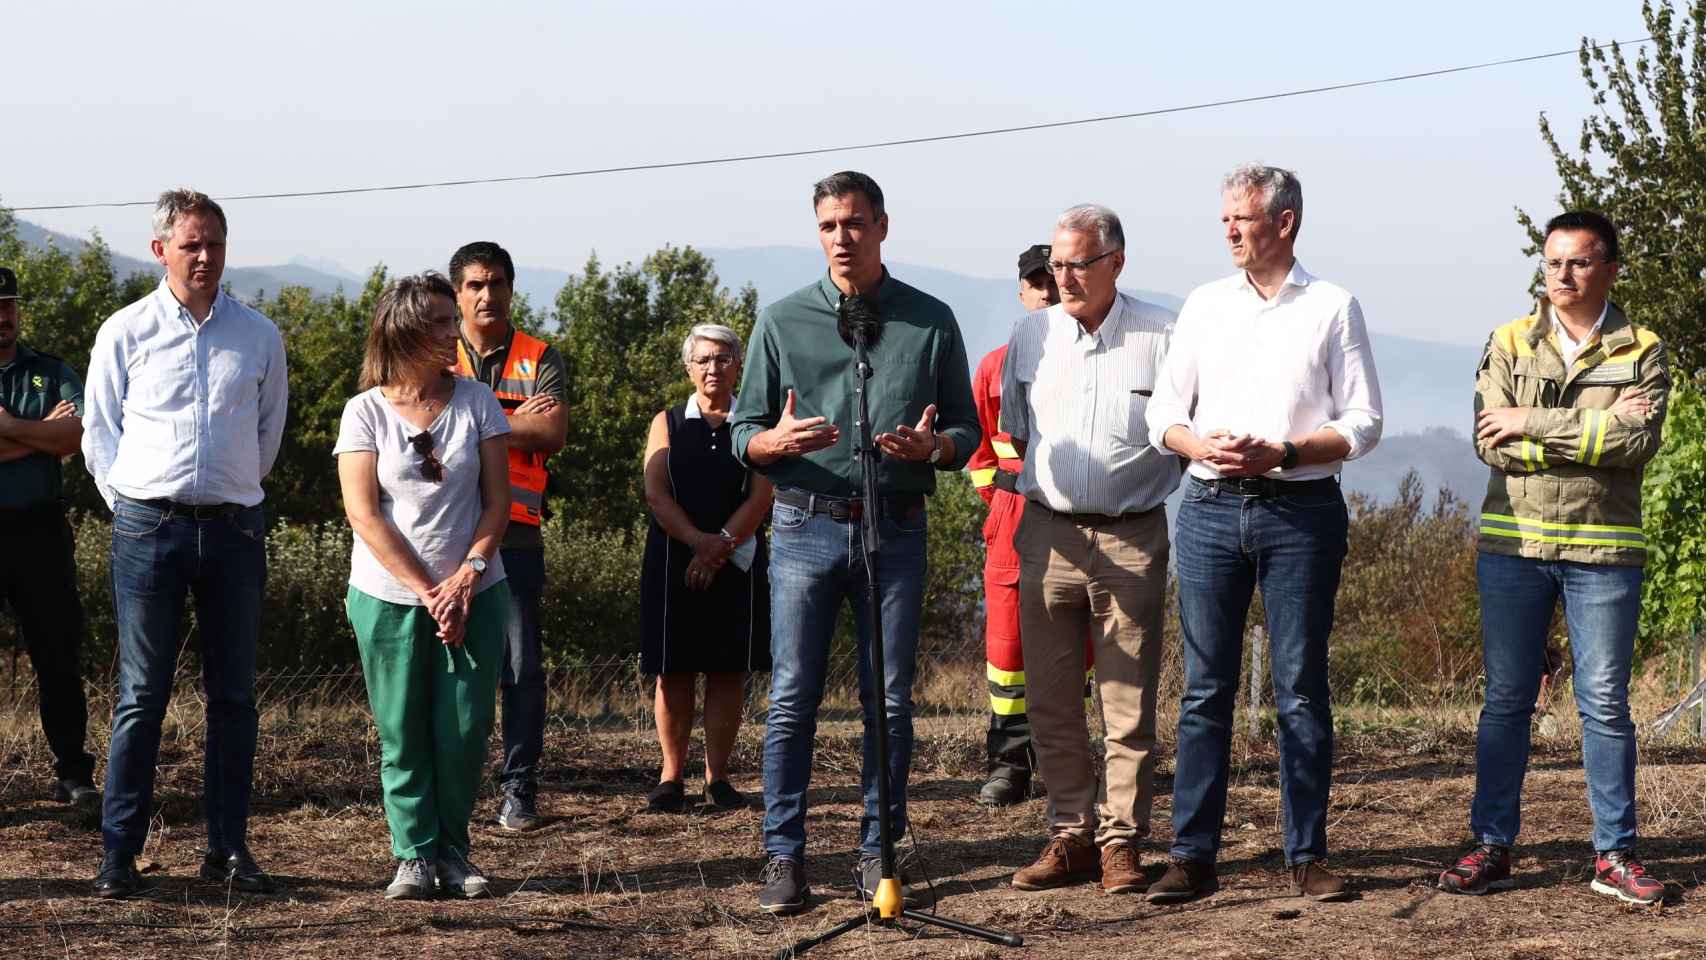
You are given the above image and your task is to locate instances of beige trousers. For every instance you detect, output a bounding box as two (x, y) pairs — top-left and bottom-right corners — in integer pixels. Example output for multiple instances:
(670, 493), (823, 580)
(1014, 502), (1168, 846)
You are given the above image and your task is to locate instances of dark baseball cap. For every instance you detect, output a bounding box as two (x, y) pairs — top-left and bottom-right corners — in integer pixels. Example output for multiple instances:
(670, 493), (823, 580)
(0, 267), (18, 300)
(1017, 244), (1051, 280)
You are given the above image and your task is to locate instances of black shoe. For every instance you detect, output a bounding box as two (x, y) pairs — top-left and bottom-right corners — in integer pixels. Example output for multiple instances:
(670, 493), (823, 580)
(496, 787), (544, 831)
(855, 856), (919, 906)
(646, 780), (690, 813)
(52, 778), (101, 809)
(758, 856), (809, 915)
(93, 850), (142, 899)
(978, 771), (1030, 807)
(199, 847), (276, 894)
(703, 780), (745, 810)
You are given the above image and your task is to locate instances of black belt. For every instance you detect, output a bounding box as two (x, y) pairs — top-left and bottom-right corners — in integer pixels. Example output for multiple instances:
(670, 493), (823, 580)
(1025, 498), (1159, 526)
(992, 469), (1020, 493)
(118, 494), (246, 520)
(774, 487), (925, 523)
(1199, 476), (1340, 498)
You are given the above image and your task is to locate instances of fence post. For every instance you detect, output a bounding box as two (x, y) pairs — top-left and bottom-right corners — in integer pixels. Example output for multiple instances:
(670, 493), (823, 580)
(1247, 625), (1265, 739)
(1694, 621), (1704, 741)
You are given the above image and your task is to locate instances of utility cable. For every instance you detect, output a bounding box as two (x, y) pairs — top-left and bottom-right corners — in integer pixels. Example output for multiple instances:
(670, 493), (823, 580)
(8, 36), (1649, 213)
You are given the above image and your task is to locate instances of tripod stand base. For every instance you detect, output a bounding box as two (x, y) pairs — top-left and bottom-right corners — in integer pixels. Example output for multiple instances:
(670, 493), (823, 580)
(775, 906), (1022, 959)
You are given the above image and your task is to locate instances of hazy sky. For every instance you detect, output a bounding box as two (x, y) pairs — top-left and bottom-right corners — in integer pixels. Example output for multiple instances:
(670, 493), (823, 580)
(3, 1), (1649, 345)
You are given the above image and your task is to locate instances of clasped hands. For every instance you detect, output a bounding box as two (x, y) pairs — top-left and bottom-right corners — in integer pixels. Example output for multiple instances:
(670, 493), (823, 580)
(685, 530), (737, 591)
(1194, 429), (1285, 477)
(423, 563), (479, 647)
(1476, 386), (1650, 446)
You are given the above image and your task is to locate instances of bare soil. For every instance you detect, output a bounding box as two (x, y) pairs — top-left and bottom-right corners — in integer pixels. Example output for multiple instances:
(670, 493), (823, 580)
(1, 712), (1704, 960)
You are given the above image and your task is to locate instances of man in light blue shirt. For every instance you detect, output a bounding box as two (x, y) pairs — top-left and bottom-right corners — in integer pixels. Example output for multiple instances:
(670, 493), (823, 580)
(81, 189), (288, 899)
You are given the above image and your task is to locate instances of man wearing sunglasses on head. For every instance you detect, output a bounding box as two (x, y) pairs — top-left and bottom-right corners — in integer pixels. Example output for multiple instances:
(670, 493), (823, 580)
(81, 189), (289, 898)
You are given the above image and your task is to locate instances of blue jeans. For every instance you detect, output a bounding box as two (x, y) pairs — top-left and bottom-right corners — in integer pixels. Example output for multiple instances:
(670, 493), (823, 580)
(1170, 477), (1348, 866)
(102, 496), (266, 856)
(1472, 553), (1642, 852)
(497, 546), (546, 792)
(762, 492), (927, 861)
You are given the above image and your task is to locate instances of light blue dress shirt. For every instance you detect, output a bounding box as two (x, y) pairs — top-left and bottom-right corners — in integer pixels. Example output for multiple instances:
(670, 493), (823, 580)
(82, 280), (289, 508)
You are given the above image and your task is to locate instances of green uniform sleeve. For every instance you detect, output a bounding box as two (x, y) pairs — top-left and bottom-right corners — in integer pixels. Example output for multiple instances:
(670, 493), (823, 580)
(932, 313), (980, 472)
(1523, 342), (1670, 469)
(55, 359), (86, 417)
(730, 310), (783, 470)
(1473, 335), (1531, 473)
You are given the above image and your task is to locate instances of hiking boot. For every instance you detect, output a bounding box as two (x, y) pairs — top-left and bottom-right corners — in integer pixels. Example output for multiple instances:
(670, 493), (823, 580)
(52, 778), (101, 809)
(1145, 858), (1217, 904)
(385, 858), (434, 900)
(495, 785), (544, 831)
(92, 850), (142, 899)
(758, 856), (808, 915)
(1012, 834), (1100, 890)
(1290, 860), (1351, 901)
(1100, 841), (1145, 894)
(645, 780), (689, 813)
(436, 848), (491, 899)
(1437, 843), (1513, 895)
(1591, 849), (1664, 906)
(199, 847), (277, 894)
(978, 771), (1030, 807)
(703, 780), (746, 810)
(855, 856), (918, 906)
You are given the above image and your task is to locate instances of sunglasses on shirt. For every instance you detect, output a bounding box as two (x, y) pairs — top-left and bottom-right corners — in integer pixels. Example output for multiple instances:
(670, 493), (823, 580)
(408, 431), (444, 483)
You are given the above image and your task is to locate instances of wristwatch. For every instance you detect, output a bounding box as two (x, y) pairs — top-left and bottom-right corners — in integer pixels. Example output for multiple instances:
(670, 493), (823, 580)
(927, 434), (947, 465)
(464, 555), (489, 575)
(1279, 441), (1299, 471)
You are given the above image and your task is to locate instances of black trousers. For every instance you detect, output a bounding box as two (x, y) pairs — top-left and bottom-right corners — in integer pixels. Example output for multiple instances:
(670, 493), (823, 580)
(1, 505), (95, 783)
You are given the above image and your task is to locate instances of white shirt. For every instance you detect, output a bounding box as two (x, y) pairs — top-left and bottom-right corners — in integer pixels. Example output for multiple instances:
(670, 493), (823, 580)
(82, 281), (289, 508)
(1002, 293), (1182, 515)
(333, 379), (510, 606)
(1146, 261), (1383, 482)
(1553, 302), (1607, 372)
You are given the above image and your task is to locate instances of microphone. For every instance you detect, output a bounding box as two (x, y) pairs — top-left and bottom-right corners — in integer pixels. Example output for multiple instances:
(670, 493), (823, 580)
(837, 292), (882, 351)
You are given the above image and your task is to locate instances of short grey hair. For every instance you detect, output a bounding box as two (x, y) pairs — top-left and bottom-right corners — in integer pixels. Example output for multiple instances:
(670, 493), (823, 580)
(152, 188), (228, 241)
(1222, 163), (1303, 236)
(681, 324), (743, 364)
(1055, 204), (1124, 253)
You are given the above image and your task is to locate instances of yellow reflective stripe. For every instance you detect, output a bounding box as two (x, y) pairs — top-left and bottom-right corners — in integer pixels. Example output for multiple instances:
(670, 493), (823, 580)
(1527, 437), (1546, 469)
(970, 467), (997, 488)
(987, 663), (1025, 687)
(1479, 513), (1643, 534)
(990, 694), (1027, 715)
(1576, 410), (1594, 464)
(1518, 439), (1533, 472)
(1479, 527), (1645, 548)
(991, 439), (1020, 461)
(1589, 409), (1608, 466)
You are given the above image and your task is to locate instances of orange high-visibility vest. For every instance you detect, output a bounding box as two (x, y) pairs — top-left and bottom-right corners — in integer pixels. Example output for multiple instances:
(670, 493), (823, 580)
(455, 329), (550, 527)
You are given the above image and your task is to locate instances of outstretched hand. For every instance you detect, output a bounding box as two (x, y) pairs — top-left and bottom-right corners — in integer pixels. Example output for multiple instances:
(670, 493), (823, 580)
(756, 389), (840, 461)
(877, 404), (939, 462)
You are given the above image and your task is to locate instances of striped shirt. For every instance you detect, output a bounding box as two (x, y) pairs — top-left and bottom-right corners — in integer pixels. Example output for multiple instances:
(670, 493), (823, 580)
(1001, 293), (1182, 516)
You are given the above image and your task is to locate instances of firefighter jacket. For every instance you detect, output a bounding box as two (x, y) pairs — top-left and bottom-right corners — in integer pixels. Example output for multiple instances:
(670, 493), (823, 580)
(455, 329), (551, 527)
(1473, 301), (1669, 567)
(968, 344), (1025, 583)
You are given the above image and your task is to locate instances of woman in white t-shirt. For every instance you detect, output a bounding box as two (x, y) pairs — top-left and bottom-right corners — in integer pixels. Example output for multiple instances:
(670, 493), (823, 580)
(333, 272), (512, 901)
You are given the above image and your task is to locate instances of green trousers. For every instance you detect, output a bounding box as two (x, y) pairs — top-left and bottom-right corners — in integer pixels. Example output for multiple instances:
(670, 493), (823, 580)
(347, 582), (509, 860)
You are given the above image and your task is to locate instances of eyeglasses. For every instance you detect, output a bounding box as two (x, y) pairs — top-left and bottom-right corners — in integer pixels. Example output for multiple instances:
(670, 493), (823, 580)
(1048, 248), (1122, 275)
(689, 354), (738, 368)
(1540, 257), (1609, 275)
(408, 431), (444, 483)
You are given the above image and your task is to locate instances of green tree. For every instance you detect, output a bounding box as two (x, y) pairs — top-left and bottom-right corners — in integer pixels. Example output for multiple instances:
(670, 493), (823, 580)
(1638, 380), (1706, 655)
(550, 245), (758, 533)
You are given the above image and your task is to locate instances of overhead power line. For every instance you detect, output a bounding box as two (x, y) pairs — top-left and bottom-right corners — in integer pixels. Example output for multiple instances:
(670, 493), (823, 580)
(10, 37), (1650, 213)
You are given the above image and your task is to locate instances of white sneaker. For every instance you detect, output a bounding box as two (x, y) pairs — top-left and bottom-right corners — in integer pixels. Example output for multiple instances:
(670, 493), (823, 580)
(436, 848), (490, 899)
(385, 858), (434, 900)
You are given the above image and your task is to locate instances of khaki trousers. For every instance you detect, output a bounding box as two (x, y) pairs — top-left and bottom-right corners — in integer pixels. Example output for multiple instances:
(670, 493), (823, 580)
(1014, 502), (1168, 846)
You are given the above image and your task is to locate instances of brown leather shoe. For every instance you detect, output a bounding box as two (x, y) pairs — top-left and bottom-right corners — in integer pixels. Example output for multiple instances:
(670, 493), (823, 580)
(1100, 841), (1145, 894)
(1012, 834), (1100, 890)
(1145, 858), (1217, 904)
(1291, 861), (1352, 901)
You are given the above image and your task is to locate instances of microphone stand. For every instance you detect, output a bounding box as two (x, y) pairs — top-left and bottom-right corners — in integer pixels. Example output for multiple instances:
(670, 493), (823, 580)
(776, 322), (1020, 958)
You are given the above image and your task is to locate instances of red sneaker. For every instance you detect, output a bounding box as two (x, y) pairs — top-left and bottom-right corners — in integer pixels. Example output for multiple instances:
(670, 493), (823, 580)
(1591, 849), (1664, 906)
(1437, 843), (1513, 895)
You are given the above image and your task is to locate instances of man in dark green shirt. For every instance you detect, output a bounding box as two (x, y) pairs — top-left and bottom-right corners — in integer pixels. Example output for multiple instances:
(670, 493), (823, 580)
(731, 172), (979, 915)
(0, 265), (98, 807)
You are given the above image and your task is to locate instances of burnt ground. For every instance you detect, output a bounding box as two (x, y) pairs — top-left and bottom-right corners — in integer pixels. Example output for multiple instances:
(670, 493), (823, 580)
(1, 711), (1704, 960)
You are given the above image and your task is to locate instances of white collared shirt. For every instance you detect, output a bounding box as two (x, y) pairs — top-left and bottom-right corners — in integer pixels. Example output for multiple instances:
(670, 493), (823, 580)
(1146, 261), (1383, 482)
(1553, 302), (1608, 371)
(1002, 292), (1182, 515)
(82, 280), (289, 508)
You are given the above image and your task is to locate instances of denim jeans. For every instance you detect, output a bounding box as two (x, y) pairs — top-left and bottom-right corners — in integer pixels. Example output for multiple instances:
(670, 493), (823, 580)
(1170, 477), (1348, 866)
(496, 546), (547, 792)
(102, 496), (266, 856)
(1472, 552), (1642, 852)
(762, 491), (927, 861)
